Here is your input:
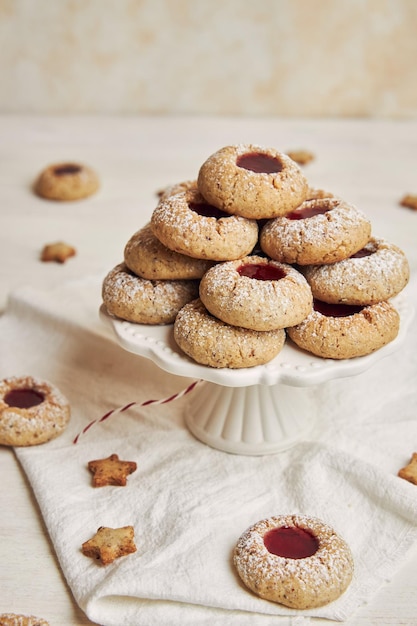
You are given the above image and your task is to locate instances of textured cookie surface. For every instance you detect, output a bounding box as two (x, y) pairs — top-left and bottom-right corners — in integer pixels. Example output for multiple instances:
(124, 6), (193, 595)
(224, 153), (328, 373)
(398, 453), (417, 485)
(287, 300), (400, 359)
(34, 162), (99, 201)
(88, 453), (137, 487)
(197, 144), (309, 219)
(303, 237), (410, 305)
(260, 197), (371, 265)
(233, 514), (354, 609)
(124, 223), (213, 280)
(174, 298), (285, 368)
(199, 256), (312, 331)
(0, 375), (70, 447)
(151, 188), (258, 261)
(82, 526), (137, 565)
(102, 262), (199, 324)
(0, 614), (50, 626)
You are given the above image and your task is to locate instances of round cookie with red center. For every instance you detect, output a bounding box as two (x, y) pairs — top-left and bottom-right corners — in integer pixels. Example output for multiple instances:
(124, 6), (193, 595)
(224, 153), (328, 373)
(302, 237), (410, 305)
(0, 375), (71, 446)
(260, 197), (372, 265)
(287, 299), (400, 359)
(102, 263), (199, 325)
(199, 255), (312, 331)
(151, 189), (258, 261)
(34, 162), (99, 201)
(124, 223), (214, 280)
(174, 298), (286, 369)
(0, 615), (50, 626)
(197, 144), (309, 219)
(233, 514), (354, 610)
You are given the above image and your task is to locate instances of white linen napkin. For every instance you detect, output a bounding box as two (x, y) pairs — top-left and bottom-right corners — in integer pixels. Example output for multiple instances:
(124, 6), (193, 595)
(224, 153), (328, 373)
(1, 274), (417, 626)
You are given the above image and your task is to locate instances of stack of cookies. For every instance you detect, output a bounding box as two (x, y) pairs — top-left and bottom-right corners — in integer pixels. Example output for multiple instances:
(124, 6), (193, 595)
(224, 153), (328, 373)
(102, 144), (409, 368)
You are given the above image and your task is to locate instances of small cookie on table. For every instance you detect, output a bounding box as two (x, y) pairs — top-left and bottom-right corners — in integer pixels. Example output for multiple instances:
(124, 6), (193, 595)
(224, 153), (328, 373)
(286, 149), (315, 165)
(398, 453), (417, 485)
(40, 241), (76, 264)
(399, 194), (417, 211)
(0, 375), (70, 446)
(0, 615), (49, 626)
(233, 514), (354, 609)
(82, 526), (137, 565)
(35, 162), (99, 201)
(88, 453), (137, 487)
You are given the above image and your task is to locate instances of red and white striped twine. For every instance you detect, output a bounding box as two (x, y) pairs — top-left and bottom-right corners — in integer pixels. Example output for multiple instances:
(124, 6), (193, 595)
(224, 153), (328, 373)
(73, 379), (201, 444)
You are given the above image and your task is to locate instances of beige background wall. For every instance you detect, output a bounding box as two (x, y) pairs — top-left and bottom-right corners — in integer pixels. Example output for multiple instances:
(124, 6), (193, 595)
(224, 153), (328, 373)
(1, 0), (416, 117)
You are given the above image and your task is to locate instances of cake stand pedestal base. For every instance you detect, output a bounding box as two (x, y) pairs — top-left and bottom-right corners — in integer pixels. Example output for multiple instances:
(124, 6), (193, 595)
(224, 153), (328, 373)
(184, 381), (317, 455)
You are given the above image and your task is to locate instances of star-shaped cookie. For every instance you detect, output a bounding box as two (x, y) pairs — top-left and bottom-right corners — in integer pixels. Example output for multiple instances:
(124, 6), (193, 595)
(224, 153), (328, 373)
(40, 241), (76, 263)
(398, 452), (417, 485)
(82, 525), (137, 565)
(400, 193), (417, 211)
(88, 453), (137, 487)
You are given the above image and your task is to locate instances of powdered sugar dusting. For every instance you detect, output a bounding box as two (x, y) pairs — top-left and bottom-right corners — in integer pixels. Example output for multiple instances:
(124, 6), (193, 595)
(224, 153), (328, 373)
(233, 514), (354, 609)
(197, 144), (308, 219)
(0, 375), (70, 446)
(200, 255), (313, 331)
(102, 263), (199, 324)
(303, 237), (410, 304)
(261, 198), (372, 265)
(151, 189), (258, 260)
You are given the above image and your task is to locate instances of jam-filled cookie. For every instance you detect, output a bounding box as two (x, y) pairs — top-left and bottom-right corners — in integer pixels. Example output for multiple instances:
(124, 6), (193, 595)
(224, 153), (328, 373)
(0, 375), (71, 446)
(233, 515), (353, 609)
(0, 615), (50, 626)
(102, 263), (199, 325)
(34, 162), (99, 201)
(174, 298), (286, 369)
(302, 237), (410, 305)
(260, 197), (372, 265)
(124, 223), (214, 280)
(199, 255), (312, 331)
(287, 299), (400, 359)
(197, 144), (309, 219)
(151, 188), (258, 261)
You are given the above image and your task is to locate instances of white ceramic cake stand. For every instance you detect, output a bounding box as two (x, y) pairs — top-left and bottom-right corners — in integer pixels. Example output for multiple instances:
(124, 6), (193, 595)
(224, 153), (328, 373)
(99, 294), (414, 455)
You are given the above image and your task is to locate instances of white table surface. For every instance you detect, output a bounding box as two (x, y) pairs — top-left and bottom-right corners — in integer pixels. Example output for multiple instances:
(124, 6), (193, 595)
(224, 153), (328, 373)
(1, 115), (417, 625)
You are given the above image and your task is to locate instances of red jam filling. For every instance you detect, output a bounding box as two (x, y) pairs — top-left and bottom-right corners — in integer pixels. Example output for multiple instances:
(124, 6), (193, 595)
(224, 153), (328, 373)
(236, 152), (282, 174)
(238, 263), (286, 280)
(314, 299), (364, 317)
(189, 202), (230, 219)
(264, 526), (319, 559)
(286, 203), (331, 220)
(350, 247), (374, 259)
(4, 388), (45, 409)
(53, 164), (82, 176)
